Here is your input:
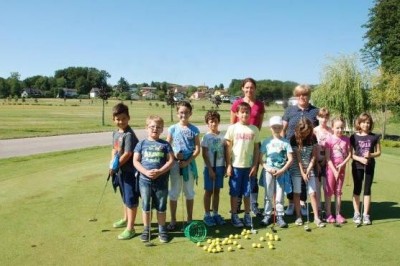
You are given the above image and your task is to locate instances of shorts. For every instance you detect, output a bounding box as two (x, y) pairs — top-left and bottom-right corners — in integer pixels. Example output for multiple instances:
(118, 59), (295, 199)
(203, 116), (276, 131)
(229, 167), (255, 197)
(139, 177), (168, 212)
(169, 161), (195, 200)
(289, 166), (317, 195)
(203, 166), (225, 191)
(115, 170), (139, 208)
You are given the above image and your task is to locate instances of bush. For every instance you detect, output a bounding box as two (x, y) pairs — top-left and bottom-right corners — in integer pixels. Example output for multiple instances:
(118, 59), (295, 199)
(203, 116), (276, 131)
(381, 139), (400, 148)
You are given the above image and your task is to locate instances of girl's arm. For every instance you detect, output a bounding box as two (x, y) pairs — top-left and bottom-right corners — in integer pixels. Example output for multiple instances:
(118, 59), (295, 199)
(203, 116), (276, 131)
(275, 152), (293, 177)
(368, 139), (381, 159)
(306, 145), (317, 175)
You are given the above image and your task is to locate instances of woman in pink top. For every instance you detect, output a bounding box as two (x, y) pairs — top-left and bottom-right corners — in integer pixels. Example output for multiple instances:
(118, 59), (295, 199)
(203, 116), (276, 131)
(324, 117), (352, 224)
(230, 77), (265, 215)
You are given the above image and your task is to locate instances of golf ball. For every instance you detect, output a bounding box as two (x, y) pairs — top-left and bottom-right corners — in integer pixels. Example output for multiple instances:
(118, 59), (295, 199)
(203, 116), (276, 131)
(215, 230), (220, 233)
(207, 239), (212, 244)
(234, 234), (239, 239)
(229, 234), (234, 239)
(259, 237), (265, 241)
(274, 235), (280, 241)
(203, 246), (208, 251)
(237, 244), (242, 249)
(197, 242), (201, 247)
(252, 243), (257, 248)
(228, 246), (233, 252)
(233, 240), (238, 245)
(268, 245), (274, 250)
(257, 243), (262, 248)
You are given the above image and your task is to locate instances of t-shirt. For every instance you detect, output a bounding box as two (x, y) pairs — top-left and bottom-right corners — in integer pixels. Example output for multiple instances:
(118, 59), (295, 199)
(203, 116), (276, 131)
(134, 139), (173, 182)
(231, 98), (265, 129)
(260, 137), (293, 169)
(350, 133), (381, 169)
(200, 131), (226, 167)
(325, 135), (350, 165)
(290, 134), (318, 168)
(168, 123), (200, 160)
(224, 123), (260, 168)
(112, 126), (138, 172)
(314, 126), (333, 162)
(282, 104), (319, 140)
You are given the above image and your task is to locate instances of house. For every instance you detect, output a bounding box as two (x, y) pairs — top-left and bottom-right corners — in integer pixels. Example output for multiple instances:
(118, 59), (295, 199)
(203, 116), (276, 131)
(173, 92), (186, 102)
(288, 97), (298, 106)
(21, 88), (43, 98)
(142, 91), (158, 100)
(190, 91), (206, 100)
(130, 93), (140, 100)
(89, 88), (100, 98)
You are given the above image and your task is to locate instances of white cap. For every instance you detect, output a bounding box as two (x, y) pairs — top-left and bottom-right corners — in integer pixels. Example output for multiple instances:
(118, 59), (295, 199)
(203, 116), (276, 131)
(269, 116), (283, 126)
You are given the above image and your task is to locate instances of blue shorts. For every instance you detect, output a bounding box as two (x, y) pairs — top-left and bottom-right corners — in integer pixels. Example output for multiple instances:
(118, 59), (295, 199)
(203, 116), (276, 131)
(139, 176), (168, 212)
(229, 167), (255, 197)
(116, 170), (139, 208)
(203, 166), (225, 191)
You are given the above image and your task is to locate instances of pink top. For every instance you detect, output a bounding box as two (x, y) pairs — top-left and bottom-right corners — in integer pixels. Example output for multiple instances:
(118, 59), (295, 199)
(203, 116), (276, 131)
(231, 98), (265, 129)
(325, 135), (350, 165)
(314, 126), (333, 161)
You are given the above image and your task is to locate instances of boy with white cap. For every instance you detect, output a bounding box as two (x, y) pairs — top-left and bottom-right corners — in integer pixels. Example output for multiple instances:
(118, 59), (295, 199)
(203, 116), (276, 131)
(259, 116), (293, 228)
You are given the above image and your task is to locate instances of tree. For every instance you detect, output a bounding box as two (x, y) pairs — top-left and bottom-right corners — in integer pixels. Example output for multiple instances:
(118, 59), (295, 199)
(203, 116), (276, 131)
(313, 54), (369, 129)
(7, 72), (22, 97)
(117, 77), (130, 93)
(369, 69), (400, 139)
(361, 0), (400, 73)
(98, 87), (111, 126)
(165, 87), (175, 122)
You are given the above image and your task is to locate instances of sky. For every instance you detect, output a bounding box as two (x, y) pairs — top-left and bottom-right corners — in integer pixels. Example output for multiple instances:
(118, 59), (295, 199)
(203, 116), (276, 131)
(0, 0), (375, 87)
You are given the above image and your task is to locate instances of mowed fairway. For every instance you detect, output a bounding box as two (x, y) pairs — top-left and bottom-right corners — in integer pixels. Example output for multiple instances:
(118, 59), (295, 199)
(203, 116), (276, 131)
(0, 146), (399, 265)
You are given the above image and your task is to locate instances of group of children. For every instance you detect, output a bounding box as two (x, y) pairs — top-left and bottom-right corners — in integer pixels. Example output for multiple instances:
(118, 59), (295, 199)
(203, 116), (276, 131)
(108, 100), (381, 243)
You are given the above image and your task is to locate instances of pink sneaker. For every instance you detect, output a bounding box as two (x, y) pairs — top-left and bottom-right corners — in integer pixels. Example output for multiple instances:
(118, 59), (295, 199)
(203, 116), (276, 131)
(336, 214), (346, 224)
(326, 215), (335, 223)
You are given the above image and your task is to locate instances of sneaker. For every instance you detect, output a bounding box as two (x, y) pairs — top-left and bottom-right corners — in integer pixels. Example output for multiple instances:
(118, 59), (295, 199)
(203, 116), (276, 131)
(243, 213), (252, 227)
(295, 217), (303, 226)
(285, 204), (294, 216)
(203, 215), (216, 227)
(326, 215), (336, 223)
(231, 214), (244, 228)
(336, 214), (346, 224)
(363, 215), (372, 225)
(301, 205), (308, 216)
(314, 218), (325, 228)
(140, 230), (149, 242)
(159, 231), (169, 243)
(260, 215), (272, 226)
(276, 216), (288, 228)
(213, 214), (226, 225)
(353, 213), (362, 224)
(251, 207), (262, 217)
(113, 219), (127, 228)
(118, 228), (135, 240)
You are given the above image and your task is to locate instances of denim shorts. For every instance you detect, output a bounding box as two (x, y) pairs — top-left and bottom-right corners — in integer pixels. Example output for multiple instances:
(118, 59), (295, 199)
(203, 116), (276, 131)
(203, 166), (225, 191)
(116, 170), (139, 208)
(229, 167), (255, 197)
(139, 177), (168, 212)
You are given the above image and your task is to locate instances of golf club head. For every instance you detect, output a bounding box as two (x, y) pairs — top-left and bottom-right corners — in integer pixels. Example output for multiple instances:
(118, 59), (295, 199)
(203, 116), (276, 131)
(145, 242), (156, 247)
(89, 218), (98, 222)
(270, 226), (277, 234)
(250, 228), (257, 234)
(355, 222), (362, 228)
(304, 224), (311, 232)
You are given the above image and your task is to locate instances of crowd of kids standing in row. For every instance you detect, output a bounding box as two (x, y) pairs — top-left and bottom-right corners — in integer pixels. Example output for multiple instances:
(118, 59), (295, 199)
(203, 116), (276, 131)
(108, 78), (381, 243)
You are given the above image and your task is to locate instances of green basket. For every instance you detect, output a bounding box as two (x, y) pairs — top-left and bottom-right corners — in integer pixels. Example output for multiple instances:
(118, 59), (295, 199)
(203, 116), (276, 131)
(184, 221), (207, 243)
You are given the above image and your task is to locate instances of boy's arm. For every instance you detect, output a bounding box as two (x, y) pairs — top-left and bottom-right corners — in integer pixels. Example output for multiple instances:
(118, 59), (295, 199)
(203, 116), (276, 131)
(119, 151), (133, 167)
(156, 151), (175, 177)
(133, 152), (149, 177)
(225, 139), (233, 177)
(250, 142), (260, 177)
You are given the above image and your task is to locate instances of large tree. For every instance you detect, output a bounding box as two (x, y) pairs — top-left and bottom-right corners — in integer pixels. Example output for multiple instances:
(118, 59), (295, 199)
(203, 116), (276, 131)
(313, 54), (369, 129)
(361, 0), (400, 73)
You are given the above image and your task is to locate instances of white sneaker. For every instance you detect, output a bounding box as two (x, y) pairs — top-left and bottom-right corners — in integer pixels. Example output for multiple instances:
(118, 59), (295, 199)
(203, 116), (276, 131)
(285, 204), (294, 216)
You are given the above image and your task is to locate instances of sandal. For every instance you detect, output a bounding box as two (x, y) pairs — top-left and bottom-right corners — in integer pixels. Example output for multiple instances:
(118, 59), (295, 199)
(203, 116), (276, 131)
(314, 218), (326, 228)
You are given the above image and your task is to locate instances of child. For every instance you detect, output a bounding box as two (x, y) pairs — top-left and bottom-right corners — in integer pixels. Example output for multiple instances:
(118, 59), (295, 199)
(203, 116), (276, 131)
(110, 103), (139, 240)
(350, 113), (381, 225)
(166, 101), (200, 230)
(289, 117), (325, 228)
(324, 117), (352, 224)
(313, 107), (333, 218)
(225, 102), (260, 228)
(201, 110), (228, 226)
(259, 116), (293, 228)
(133, 115), (175, 243)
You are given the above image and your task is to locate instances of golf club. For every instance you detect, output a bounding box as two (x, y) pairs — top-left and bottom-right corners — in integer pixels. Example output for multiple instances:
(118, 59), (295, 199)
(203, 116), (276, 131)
(145, 193), (156, 247)
(304, 181), (311, 232)
(212, 151), (217, 215)
(271, 173), (277, 233)
(89, 174), (110, 222)
(248, 177), (257, 234)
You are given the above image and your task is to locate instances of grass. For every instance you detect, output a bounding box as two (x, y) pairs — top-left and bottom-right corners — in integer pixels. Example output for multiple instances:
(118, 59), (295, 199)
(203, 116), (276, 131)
(0, 146), (399, 265)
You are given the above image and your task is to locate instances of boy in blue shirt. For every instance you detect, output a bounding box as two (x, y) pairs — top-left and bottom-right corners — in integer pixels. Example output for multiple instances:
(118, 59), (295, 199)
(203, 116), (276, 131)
(110, 103), (139, 240)
(259, 116), (293, 228)
(201, 110), (228, 226)
(133, 115), (175, 243)
(225, 102), (260, 227)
